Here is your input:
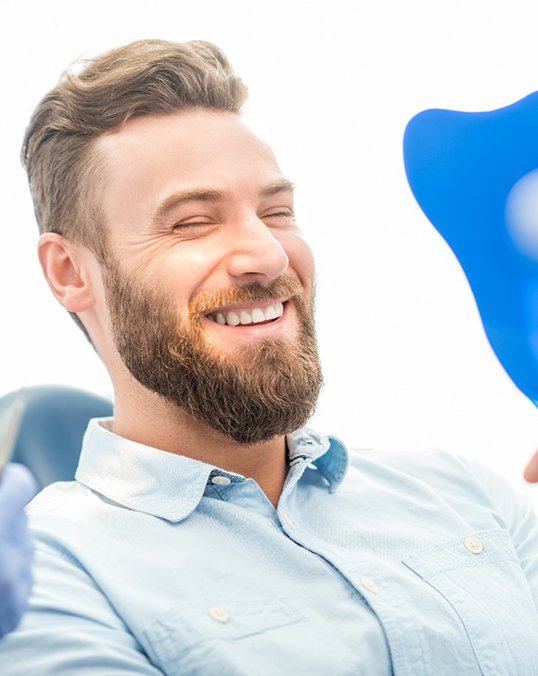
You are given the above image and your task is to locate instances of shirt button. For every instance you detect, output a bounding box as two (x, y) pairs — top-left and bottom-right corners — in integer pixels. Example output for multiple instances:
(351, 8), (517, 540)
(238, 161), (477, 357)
(211, 475), (232, 486)
(281, 511), (295, 529)
(208, 606), (230, 623)
(360, 576), (379, 594)
(464, 536), (483, 555)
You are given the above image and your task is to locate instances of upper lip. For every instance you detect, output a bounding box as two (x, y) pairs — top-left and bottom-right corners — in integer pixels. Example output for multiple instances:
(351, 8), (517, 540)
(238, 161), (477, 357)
(203, 297), (290, 317)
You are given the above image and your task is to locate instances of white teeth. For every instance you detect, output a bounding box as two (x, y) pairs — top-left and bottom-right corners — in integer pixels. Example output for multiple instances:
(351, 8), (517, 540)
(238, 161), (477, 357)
(210, 301), (286, 326)
(226, 311), (240, 326)
(251, 308), (266, 324)
(264, 305), (277, 321)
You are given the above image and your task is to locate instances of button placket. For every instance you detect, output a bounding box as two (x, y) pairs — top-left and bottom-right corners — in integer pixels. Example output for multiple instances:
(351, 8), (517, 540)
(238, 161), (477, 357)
(280, 510), (295, 530)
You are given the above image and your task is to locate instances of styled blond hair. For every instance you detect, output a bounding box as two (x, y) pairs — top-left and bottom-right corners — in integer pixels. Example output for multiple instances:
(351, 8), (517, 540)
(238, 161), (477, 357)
(22, 39), (248, 340)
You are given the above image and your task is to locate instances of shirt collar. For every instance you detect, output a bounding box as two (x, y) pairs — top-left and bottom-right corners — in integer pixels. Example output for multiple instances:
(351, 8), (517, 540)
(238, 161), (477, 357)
(286, 427), (349, 493)
(75, 418), (349, 522)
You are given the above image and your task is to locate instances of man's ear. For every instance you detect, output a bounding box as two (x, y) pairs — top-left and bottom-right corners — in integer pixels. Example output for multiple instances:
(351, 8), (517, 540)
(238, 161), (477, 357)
(37, 233), (96, 313)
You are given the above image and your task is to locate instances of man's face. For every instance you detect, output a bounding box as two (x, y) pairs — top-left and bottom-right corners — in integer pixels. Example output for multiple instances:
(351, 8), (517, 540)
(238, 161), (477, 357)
(95, 110), (322, 444)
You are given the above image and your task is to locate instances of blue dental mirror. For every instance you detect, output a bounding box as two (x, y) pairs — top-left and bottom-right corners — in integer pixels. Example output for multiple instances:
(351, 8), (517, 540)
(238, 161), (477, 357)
(404, 92), (538, 406)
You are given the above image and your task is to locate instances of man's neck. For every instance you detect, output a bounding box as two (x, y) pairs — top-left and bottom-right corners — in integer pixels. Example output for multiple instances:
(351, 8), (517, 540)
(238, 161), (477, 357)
(112, 386), (288, 508)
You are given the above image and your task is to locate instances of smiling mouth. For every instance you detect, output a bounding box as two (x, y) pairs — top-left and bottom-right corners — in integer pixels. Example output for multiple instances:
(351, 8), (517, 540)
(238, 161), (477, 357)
(205, 301), (286, 327)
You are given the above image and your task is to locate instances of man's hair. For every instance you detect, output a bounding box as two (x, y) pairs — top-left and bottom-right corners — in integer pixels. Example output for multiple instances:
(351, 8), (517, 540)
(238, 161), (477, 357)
(22, 39), (248, 341)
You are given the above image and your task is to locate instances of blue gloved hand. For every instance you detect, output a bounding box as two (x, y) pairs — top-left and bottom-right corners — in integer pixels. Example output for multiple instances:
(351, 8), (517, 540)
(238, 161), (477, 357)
(0, 464), (38, 639)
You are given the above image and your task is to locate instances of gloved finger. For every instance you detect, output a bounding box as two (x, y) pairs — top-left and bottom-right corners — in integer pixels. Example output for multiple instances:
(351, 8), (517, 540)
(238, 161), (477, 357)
(0, 464), (38, 511)
(0, 509), (32, 548)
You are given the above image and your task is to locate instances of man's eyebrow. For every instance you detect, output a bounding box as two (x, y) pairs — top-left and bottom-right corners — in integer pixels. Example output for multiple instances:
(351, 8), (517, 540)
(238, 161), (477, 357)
(259, 179), (295, 197)
(152, 189), (224, 226)
(152, 179), (295, 226)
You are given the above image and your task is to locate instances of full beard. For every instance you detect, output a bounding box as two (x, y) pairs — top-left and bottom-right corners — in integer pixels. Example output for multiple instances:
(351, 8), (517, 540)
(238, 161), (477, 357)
(102, 261), (323, 445)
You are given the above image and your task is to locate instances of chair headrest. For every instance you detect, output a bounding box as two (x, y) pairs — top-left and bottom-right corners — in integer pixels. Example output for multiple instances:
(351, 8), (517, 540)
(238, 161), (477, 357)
(0, 385), (113, 488)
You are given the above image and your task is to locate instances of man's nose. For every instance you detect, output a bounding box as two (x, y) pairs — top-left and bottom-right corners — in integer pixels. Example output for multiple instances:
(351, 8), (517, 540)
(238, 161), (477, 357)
(225, 216), (289, 282)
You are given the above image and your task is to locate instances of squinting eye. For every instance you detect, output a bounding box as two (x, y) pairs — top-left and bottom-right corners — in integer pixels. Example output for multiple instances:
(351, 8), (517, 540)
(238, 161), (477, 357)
(173, 221), (213, 230)
(264, 211), (295, 222)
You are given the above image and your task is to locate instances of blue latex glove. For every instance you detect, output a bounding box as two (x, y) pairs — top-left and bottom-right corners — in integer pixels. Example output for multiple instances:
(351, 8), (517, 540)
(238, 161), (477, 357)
(0, 464), (37, 639)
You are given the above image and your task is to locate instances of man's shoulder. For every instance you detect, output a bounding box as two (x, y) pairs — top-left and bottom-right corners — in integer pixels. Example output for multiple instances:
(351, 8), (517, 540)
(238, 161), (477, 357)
(343, 444), (505, 505)
(26, 480), (107, 539)
(347, 444), (476, 475)
(27, 480), (87, 515)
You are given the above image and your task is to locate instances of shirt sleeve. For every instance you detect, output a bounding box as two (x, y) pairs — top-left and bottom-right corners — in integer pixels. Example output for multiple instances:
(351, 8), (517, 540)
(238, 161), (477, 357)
(0, 542), (163, 675)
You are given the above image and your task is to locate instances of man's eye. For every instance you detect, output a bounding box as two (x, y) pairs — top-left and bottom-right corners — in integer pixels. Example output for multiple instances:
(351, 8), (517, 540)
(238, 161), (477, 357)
(263, 211), (295, 223)
(173, 220), (213, 229)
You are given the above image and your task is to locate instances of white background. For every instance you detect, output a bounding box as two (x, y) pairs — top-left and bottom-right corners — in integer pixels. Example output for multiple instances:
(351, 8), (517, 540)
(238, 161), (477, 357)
(2, 0), (538, 495)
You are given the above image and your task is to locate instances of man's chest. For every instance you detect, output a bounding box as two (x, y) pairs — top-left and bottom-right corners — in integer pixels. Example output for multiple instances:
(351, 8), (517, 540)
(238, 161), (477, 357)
(62, 476), (538, 676)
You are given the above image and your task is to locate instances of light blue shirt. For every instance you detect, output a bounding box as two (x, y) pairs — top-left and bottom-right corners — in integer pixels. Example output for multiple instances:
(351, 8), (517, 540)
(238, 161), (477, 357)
(1, 418), (538, 675)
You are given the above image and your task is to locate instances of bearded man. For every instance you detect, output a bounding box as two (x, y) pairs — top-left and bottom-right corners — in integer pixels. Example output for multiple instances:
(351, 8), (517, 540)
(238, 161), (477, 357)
(1, 40), (538, 675)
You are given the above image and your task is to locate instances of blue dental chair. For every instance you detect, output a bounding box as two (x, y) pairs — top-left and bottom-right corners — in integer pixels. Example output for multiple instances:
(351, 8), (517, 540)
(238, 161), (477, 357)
(0, 385), (113, 489)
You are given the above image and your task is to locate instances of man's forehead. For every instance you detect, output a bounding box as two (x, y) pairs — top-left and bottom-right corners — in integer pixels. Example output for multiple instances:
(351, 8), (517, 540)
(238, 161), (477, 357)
(96, 109), (272, 160)
(94, 109), (291, 230)
(95, 109), (285, 200)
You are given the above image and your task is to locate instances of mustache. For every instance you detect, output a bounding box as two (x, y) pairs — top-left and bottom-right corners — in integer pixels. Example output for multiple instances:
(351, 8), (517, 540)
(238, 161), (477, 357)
(189, 275), (305, 319)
